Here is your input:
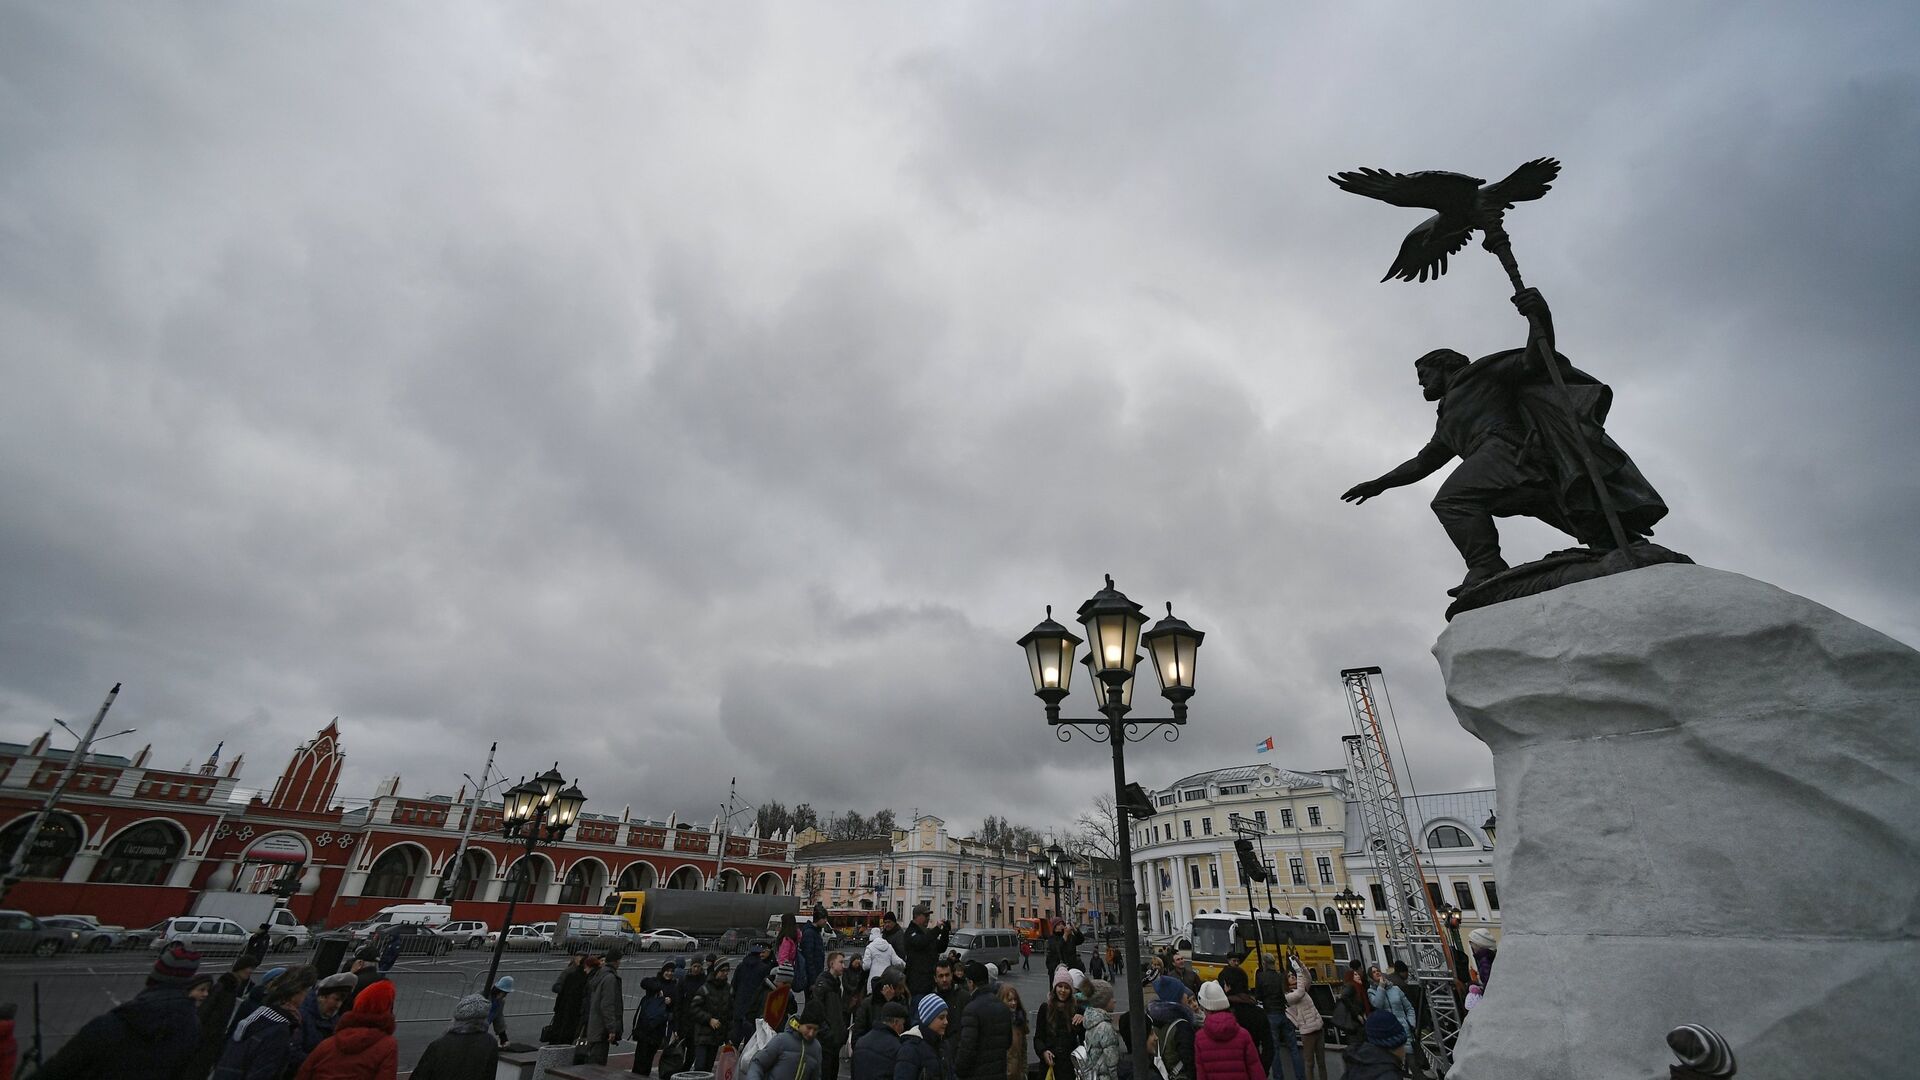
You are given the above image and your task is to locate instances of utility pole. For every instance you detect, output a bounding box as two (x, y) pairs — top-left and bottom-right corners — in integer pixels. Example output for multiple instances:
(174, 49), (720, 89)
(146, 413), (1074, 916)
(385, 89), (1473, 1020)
(1, 684), (128, 903)
(438, 741), (496, 902)
(711, 777), (737, 891)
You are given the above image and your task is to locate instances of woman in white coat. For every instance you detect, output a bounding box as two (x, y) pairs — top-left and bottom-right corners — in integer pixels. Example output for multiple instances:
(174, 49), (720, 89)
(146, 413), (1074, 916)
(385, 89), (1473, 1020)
(863, 927), (904, 993)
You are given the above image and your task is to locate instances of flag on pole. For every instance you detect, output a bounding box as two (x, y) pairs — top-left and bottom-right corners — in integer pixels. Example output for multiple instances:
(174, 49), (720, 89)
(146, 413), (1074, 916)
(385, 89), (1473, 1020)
(1255, 736), (1275, 753)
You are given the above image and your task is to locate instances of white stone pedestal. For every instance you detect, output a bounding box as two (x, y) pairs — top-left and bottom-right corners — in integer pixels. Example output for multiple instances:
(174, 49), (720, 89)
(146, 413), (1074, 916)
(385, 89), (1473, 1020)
(1433, 564), (1919, 1080)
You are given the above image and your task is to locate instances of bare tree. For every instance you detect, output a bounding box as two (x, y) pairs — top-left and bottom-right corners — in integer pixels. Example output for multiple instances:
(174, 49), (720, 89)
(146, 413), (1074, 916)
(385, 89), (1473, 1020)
(1072, 795), (1124, 929)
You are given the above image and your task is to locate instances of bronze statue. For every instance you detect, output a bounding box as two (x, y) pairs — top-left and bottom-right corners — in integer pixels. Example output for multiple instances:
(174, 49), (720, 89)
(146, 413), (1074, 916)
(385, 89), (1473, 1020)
(1331, 160), (1686, 612)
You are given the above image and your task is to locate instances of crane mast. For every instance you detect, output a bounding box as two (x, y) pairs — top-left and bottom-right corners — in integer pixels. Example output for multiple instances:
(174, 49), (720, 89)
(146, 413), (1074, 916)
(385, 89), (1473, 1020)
(1340, 666), (1462, 1077)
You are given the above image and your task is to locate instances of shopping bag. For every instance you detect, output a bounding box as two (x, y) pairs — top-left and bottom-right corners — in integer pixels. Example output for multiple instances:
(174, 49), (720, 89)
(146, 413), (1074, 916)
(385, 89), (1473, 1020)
(740, 1018), (777, 1065)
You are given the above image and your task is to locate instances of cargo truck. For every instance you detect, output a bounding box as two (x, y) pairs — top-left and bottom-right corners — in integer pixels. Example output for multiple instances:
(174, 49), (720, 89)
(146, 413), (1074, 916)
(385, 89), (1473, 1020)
(601, 890), (797, 938)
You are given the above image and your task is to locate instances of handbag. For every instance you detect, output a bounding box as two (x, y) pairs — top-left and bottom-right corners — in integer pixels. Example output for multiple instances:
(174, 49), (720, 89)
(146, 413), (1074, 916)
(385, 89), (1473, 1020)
(1464, 985), (1483, 1011)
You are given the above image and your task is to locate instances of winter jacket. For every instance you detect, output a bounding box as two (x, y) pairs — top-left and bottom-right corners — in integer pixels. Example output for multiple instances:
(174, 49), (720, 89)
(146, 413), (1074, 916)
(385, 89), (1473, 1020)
(690, 974), (734, 1047)
(950, 987), (1013, 1080)
(864, 930), (904, 992)
(799, 922), (827, 989)
(851, 989), (905, 1044)
(1225, 996), (1272, 1073)
(892, 1028), (949, 1080)
(1367, 983), (1415, 1044)
(778, 935), (801, 969)
(1192, 1011), (1261, 1080)
(1146, 1000), (1195, 1080)
(736, 952), (775, 1025)
(1077, 1007), (1121, 1080)
(37, 986), (202, 1080)
(293, 1009), (398, 1080)
(1032, 999), (1083, 1080)
(188, 972), (251, 1076)
(1006, 1006), (1027, 1080)
(549, 963), (590, 1042)
(809, 972), (849, 1048)
(635, 975), (678, 1035)
(1339, 1042), (1404, 1080)
(744, 1026), (822, 1080)
(211, 1003), (299, 1080)
(1283, 983), (1321, 1036)
(851, 1024), (903, 1080)
(900, 922), (949, 996)
(584, 966), (625, 1045)
(292, 988), (342, 1071)
(407, 1027), (496, 1080)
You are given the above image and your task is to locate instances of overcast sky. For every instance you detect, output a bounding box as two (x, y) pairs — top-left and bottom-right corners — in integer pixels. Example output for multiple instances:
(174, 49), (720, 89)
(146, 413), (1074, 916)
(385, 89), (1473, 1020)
(3, 3), (1914, 835)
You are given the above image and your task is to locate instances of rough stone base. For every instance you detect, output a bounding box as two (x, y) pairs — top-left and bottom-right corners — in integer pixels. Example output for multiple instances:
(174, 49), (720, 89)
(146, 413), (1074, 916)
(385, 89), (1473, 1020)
(1433, 564), (1920, 1080)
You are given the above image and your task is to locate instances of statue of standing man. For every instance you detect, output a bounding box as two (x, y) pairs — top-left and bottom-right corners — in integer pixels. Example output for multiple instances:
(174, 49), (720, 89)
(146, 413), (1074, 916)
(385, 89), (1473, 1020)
(1341, 287), (1669, 597)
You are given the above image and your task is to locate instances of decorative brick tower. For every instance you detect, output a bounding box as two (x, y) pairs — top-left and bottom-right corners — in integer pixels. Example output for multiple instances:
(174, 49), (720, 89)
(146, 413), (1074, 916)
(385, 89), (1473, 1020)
(266, 720), (344, 814)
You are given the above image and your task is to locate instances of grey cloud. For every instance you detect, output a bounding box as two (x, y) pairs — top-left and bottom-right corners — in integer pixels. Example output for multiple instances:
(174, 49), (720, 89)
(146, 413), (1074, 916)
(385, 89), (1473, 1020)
(0, 3), (1914, 832)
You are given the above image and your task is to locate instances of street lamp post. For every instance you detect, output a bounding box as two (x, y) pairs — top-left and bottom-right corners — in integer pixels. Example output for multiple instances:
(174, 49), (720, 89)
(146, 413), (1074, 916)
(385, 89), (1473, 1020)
(1481, 811), (1497, 847)
(1334, 887), (1367, 968)
(1020, 577), (1205, 1080)
(485, 766), (586, 989)
(1440, 903), (1467, 986)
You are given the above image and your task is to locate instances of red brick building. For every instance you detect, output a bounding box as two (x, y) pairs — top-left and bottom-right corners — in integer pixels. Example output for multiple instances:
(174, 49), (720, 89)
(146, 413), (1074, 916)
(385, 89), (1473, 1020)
(0, 721), (792, 929)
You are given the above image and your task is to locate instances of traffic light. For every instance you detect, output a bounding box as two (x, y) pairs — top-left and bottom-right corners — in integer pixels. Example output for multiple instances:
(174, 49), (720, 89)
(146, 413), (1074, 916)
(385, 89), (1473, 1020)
(1233, 838), (1268, 882)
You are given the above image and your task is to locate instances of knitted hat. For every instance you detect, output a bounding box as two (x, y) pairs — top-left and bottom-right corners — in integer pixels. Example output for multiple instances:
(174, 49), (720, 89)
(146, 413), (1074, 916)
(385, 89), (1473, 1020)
(258, 966), (287, 986)
(454, 994), (490, 1022)
(355, 978), (396, 1016)
(1154, 975), (1189, 1004)
(798, 996), (828, 1027)
(916, 996), (949, 1026)
(316, 972), (358, 996)
(149, 943), (203, 987)
(1052, 966), (1074, 988)
(1364, 1010), (1407, 1049)
(494, 976), (515, 993)
(1196, 981), (1229, 1012)
(880, 1002), (913, 1024)
(773, 962), (795, 984)
(963, 961), (990, 986)
(984, 963), (998, 982)
(186, 973), (215, 994)
(1468, 928), (1496, 951)
(1084, 979), (1115, 1009)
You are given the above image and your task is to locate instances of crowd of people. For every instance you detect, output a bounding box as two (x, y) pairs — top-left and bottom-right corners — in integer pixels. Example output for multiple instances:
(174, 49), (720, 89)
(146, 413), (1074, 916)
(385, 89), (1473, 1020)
(16, 905), (1496, 1080)
(25, 933), (511, 1080)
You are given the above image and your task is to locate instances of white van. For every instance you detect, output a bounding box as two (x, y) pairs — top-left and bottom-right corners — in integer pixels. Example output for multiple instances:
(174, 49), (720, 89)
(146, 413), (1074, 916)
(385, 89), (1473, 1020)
(948, 927), (1022, 969)
(556, 912), (635, 954)
(348, 902), (452, 944)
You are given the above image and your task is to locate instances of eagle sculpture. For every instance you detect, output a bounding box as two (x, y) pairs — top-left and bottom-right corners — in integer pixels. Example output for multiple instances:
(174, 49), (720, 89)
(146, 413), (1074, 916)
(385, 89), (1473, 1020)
(1329, 158), (1560, 283)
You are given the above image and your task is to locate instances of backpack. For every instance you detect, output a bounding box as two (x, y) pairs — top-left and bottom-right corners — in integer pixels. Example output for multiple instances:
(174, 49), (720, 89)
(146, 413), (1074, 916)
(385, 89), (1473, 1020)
(1154, 1017), (1187, 1079)
(639, 990), (671, 1030)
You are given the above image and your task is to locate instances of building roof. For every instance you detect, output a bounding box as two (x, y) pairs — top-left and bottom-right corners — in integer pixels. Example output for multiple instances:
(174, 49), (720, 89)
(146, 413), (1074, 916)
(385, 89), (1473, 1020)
(1153, 763), (1345, 794)
(0, 743), (133, 767)
(1343, 788), (1495, 853)
(795, 836), (893, 860)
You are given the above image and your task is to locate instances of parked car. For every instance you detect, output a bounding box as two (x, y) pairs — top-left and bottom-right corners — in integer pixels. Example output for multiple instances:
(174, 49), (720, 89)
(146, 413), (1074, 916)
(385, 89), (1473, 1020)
(374, 922), (452, 956)
(150, 916), (250, 953)
(484, 925), (551, 951)
(530, 921), (558, 942)
(948, 927), (1022, 969)
(0, 911), (80, 957)
(637, 928), (699, 952)
(710, 928), (763, 954)
(40, 915), (124, 952)
(434, 920), (491, 948)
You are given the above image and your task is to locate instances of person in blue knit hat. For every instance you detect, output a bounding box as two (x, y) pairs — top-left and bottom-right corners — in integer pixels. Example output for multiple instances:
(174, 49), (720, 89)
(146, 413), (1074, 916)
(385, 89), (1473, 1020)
(1341, 1010), (1408, 1080)
(895, 996), (951, 1080)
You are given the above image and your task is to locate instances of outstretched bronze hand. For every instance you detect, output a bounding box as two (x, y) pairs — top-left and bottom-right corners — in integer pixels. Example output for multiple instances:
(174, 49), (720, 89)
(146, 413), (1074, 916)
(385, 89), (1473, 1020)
(1341, 479), (1388, 505)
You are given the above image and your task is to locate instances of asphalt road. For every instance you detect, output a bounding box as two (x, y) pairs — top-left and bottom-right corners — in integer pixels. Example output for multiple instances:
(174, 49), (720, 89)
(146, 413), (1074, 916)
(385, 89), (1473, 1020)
(0, 945), (1174, 1073)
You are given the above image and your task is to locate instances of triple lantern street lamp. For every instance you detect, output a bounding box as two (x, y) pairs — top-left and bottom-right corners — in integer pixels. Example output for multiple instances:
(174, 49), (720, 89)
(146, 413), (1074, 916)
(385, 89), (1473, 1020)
(1334, 886), (1367, 966)
(485, 765), (586, 988)
(1019, 575), (1205, 1080)
(1033, 843), (1075, 924)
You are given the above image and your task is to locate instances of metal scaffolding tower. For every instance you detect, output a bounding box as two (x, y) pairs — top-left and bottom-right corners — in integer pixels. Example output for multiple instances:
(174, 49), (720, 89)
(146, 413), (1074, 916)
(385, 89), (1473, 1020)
(1340, 666), (1462, 1077)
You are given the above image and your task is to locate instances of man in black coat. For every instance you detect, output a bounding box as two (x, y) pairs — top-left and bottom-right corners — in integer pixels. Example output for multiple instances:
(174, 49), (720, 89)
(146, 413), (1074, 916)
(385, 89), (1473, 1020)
(949, 962), (1013, 1080)
(899, 906), (949, 1000)
(547, 953), (590, 1044)
(40, 944), (204, 1080)
(809, 953), (851, 1080)
(851, 1002), (911, 1080)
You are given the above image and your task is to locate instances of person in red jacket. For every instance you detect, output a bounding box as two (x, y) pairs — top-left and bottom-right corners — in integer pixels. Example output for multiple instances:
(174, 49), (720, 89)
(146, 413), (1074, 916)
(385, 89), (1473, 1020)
(1192, 982), (1261, 1080)
(296, 978), (398, 1080)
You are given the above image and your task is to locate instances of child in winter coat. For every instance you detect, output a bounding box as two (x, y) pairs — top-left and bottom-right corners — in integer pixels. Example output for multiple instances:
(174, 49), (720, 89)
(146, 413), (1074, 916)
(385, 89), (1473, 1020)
(1192, 982), (1261, 1080)
(1077, 981), (1121, 1080)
